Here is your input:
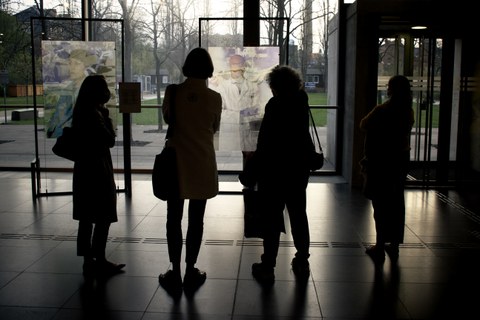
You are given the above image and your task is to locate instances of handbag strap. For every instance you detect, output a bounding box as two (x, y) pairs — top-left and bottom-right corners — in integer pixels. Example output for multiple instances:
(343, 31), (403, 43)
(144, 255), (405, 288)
(165, 85), (177, 140)
(308, 108), (323, 152)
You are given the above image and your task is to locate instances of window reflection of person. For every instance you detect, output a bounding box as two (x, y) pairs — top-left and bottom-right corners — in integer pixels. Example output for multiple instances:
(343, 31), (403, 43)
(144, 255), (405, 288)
(215, 55), (259, 153)
(47, 50), (96, 138)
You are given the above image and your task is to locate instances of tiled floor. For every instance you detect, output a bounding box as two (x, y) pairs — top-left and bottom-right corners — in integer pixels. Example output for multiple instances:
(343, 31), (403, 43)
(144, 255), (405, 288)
(1, 172), (480, 319)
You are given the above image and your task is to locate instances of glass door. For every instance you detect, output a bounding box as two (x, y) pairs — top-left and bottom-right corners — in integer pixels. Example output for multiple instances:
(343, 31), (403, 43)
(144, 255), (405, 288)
(377, 36), (447, 186)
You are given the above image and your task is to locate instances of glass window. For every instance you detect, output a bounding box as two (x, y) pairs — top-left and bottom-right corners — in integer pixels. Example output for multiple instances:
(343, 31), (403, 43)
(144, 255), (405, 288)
(1, 0), (339, 175)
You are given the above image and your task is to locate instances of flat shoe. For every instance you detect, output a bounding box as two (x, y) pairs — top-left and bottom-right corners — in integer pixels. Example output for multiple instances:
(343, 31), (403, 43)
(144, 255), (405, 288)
(252, 262), (275, 285)
(291, 257), (310, 279)
(159, 270), (183, 297)
(385, 244), (399, 261)
(365, 245), (385, 263)
(183, 268), (207, 290)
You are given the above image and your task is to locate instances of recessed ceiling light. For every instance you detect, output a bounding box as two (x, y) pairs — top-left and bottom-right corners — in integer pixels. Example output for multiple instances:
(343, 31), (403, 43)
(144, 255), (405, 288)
(412, 25), (427, 30)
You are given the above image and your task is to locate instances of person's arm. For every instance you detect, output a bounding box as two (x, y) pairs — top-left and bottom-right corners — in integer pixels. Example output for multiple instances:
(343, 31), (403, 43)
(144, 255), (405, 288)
(360, 105), (381, 131)
(212, 94), (222, 133)
(162, 85), (174, 124)
(96, 107), (116, 148)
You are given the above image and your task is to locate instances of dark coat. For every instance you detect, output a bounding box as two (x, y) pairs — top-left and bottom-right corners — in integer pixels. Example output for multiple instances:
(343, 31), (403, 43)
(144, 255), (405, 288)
(360, 101), (414, 200)
(255, 90), (311, 189)
(72, 107), (117, 223)
(240, 90), (312, 234)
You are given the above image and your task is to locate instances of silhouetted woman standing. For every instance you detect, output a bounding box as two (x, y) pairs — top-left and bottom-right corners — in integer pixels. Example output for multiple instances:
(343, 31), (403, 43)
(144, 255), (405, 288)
(72, 75), (125, 276)
(248, 66), (312, 284)
(158, 48), (222, 296)
(360, 75), (414, 263)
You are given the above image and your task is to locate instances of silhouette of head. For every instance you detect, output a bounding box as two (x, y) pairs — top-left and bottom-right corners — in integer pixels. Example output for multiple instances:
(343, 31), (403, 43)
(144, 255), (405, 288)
(387, 75), (412, 106)
(266, 65), (303, 96)
(387, 75), (410, 95)
(76, 75), (111, 108)
(182, 47), (214, 79)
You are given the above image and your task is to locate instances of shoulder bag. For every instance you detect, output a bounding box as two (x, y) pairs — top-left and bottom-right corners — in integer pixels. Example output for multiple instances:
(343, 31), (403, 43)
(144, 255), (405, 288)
(152, 85), (179, 200)
(52, 126), (77, 161)
(242, 187), (286, 239)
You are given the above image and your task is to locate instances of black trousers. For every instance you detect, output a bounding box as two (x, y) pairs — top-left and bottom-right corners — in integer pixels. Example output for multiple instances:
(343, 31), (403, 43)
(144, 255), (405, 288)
(77, 220), (111, 260)
(166, 198), (207, 266)
(371, 180), (406, 245)
(367, 155), (409, 245)
(260, 185), (310, 268)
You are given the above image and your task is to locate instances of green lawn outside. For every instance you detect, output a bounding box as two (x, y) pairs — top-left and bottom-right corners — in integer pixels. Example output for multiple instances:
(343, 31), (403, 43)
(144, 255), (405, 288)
(308, 92), (328, 126)
(2, 92), (436, 128)
(0, 96), (44, 105)
(134, 92), (330, 126)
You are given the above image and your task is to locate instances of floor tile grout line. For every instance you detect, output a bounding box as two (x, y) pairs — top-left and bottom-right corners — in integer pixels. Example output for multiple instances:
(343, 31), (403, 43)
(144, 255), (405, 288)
(2, 233), (480, 249)
(436, 191), (480, 225)
(309, 267), (324, 319)
(230, 236), (248, 319)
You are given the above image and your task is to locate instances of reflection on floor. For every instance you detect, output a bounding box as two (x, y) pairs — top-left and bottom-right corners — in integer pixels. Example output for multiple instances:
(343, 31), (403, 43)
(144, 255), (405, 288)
(0, 172), (479, 319)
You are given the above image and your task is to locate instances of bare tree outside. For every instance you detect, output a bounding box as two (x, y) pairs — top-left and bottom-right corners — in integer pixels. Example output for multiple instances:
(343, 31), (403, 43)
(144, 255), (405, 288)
(260, 0), (335, 86)
(117, 0), (142, 82)
(6, 0), (338, 99)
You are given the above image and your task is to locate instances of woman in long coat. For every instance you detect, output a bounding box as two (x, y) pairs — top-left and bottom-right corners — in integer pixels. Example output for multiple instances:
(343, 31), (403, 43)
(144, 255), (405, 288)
(360, 75), (414, 263)
(158, 48), (222, 295)
(72, 75), (125, 276)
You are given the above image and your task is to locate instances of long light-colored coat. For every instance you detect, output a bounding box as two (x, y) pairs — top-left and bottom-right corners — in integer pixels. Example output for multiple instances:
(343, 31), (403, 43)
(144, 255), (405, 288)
(162, 78), (222, 199)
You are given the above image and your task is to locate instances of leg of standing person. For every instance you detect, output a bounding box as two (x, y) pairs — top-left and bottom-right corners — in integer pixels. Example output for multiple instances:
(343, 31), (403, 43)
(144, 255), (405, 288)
(252, 190), (283, 285)
(285, 186), (311, 278)
(385, 178), (406, 261)
(93, 221), (125, 275)
(183, 199), (207, 289)
(159, 199), (184, 294)
(92, 221), (110, 261)
(77, 220), (94, 276)
(366, 197), (387, 263)
(166, 199), (185, 272)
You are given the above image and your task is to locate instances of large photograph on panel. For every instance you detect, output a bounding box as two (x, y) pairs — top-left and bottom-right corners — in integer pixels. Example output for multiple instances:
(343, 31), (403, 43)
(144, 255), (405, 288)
(41, 41), (116, 138)
(208, 47), (279, 153)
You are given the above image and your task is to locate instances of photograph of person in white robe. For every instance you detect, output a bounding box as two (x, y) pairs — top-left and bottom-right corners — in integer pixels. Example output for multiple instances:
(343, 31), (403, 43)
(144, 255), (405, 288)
(209, 47), (279, 154)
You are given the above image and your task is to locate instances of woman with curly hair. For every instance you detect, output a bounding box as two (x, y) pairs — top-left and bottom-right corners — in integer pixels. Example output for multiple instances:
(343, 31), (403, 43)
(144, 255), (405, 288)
(246, 65), (313, 284)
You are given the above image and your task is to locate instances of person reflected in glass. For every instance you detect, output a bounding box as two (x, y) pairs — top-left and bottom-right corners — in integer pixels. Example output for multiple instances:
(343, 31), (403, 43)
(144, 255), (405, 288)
(72, 75), (125, 277)
(248, 65), (313, 284)
(158, 48), (222, 296)
(46, 49), (99, 138)
(360, 75), (414, 263)
(214, 54), (259, 153)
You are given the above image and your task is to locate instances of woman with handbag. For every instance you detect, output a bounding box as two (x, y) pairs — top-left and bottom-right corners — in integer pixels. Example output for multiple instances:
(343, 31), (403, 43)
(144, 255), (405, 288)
(158, 48), (222, 296)
(249, 65), (313, 284)
(72, 75), (125, 277)
(360, 75), (414, 263)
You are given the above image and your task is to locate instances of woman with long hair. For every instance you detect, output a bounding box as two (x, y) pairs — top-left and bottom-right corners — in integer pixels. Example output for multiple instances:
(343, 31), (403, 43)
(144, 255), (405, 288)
(72, 75), (125, 277)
